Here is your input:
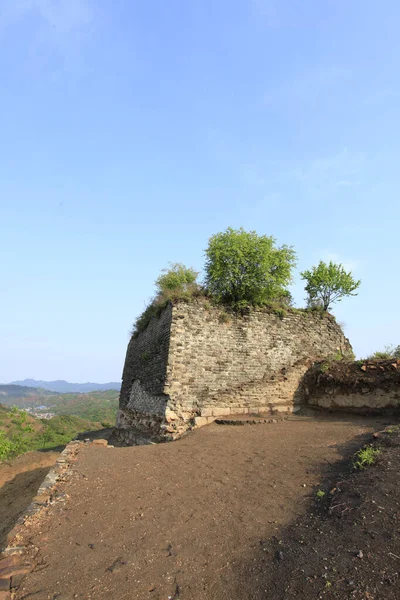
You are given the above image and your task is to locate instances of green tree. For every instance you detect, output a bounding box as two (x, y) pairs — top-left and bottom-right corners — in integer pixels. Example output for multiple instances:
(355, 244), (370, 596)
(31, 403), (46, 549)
(204, 228), (296, 306)
(155, 263), (198, 295)
(301, 261), (361, 311)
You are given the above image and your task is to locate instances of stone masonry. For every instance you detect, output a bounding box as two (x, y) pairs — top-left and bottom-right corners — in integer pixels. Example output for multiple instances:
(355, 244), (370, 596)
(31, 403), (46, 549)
(117, 301), (352, 440)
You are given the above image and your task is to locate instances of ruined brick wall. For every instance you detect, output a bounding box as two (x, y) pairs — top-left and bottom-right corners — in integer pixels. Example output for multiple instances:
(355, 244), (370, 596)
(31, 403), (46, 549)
(117, 303), (172, 437)
(118, 301), (351, 440)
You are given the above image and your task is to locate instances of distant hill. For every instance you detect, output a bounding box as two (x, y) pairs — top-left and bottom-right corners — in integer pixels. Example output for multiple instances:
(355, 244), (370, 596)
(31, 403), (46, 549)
(0, 384), (58, 401)
(9, 379), (121, 393)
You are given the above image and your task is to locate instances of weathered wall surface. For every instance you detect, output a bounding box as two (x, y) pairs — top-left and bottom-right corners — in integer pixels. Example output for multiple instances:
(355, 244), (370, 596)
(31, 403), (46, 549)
(117, 303), (172, 436)
(304, 359), (400, 413)
(118, 301), (351, 439)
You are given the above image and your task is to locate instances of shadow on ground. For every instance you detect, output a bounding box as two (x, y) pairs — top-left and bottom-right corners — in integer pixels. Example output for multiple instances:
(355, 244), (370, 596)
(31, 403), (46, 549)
(0, 465), (54, 549)
(232, 415), (400, 600)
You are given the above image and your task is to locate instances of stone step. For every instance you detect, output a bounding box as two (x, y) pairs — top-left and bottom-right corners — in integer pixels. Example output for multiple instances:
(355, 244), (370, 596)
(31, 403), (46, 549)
(214, 415), (285, 426)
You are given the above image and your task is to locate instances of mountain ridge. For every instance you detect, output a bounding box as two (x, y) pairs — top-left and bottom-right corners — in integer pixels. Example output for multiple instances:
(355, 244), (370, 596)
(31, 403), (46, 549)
(8, 379), (121, 393)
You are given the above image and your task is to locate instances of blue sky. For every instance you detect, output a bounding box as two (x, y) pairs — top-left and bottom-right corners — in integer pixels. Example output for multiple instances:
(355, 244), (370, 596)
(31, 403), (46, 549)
(1, 0), (399, 383)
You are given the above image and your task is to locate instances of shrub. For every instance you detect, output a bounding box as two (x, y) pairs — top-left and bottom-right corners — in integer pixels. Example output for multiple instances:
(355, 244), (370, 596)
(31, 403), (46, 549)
(156, 263), (199, 295)
(367, 344), (400, 360)
(133, 263), (201, 336)
(204, 227), (296, 306)
(301, 261), (361, 311)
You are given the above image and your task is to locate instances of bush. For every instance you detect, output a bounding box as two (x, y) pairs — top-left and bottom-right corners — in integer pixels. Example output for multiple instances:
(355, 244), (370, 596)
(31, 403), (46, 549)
(204, 227), (296, 306)
(156, 263), (198, 294)
(133, 263), (201, 335)
(367, 344), (400, 360)
(301, 261), (361, 311)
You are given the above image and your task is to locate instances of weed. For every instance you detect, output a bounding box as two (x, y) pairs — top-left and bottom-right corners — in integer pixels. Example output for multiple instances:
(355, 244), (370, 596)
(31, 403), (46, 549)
(319, 362), (330, 373)
(316, 489), (326, 499)
(386, 425), (400, 434)
(353, 446), (381, 469)
(219, 312), (230, 324)
(141, 351), (150, 362)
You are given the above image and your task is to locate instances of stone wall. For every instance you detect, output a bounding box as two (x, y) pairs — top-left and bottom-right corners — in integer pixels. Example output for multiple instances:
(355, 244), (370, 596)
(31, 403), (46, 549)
(117, 303), (172, 436)
(303, 359), (400, 413)
(118, 301), (351, 440)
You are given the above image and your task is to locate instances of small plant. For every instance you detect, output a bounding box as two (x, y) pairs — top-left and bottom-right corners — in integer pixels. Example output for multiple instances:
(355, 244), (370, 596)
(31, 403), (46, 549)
(316, 489), (326, 499)
(367, 344), (400, 360)
(319, 362), (330, 373)
(219, 311), (230, 324)
(271, 305), (286, 319)
(386, 425), (400, 434)
(353, 446), (381, 469)
(141, 351), (150, 361)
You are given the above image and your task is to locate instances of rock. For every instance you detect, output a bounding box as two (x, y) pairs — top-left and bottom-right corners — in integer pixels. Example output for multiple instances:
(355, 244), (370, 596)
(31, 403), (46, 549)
(92, 439), (108, 446)
(0, 556), (19, 573)
(0, 565), (31, 578)
(356, 550), (363, 559)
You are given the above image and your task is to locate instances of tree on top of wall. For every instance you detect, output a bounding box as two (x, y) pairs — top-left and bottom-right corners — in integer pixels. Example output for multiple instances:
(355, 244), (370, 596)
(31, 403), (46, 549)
(204, 227), (296, 308)
(301, 261), (361, 311)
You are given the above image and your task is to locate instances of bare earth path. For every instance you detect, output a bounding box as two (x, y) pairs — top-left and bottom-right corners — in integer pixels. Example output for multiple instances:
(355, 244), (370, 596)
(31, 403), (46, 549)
(15, 415), (390, 600)
(0, 450), (59, 550)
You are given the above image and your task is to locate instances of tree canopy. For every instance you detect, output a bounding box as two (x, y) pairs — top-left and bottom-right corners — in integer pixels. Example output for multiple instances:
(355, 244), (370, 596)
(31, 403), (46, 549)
(204, 227), (296, 306)
(301, 260), (361, 311)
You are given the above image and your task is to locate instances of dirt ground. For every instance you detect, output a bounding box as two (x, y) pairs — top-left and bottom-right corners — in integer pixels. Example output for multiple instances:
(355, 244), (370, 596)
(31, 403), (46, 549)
(11, 413), (395, 600)
(247, 424), (400, 600)
(11, 415), (394, 600)
(0, 450), (59, 550)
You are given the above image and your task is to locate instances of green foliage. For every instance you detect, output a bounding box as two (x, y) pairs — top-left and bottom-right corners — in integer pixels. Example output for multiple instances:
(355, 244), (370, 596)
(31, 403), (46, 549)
(367, 344), (400, 360)
(0, 393), (119, 461)
(204, 227), (296, 306)
(301, 261), (361, 311)
(49, 391), (118, 425)
(316, 489), (326, 499)
(155, 263), (198, 295)
(133, 263), (201, 335)
(353, 446), (381, 469)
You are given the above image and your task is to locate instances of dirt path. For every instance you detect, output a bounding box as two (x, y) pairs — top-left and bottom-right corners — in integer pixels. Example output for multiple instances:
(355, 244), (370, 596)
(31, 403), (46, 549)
(0, 450), (59, 550)
(14, 415), (391, 600)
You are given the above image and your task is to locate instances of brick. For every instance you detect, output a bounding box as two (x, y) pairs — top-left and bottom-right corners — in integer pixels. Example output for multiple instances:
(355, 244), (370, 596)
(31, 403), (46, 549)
(212, 408), (230, 417)
(200, 408), (213, 417)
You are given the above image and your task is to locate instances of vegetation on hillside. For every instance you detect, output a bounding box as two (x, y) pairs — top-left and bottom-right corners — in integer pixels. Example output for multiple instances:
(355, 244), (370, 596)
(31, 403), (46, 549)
(132, 228), (361, 335)
(0, 404), (106, 461)
(0, 390), (119, 461)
